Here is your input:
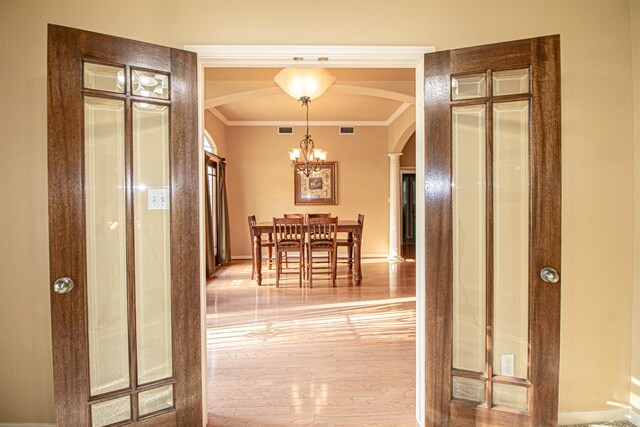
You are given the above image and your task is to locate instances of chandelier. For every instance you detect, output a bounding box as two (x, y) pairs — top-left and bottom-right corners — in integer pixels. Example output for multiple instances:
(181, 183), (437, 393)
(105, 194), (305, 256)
(274, 68), (336, 177)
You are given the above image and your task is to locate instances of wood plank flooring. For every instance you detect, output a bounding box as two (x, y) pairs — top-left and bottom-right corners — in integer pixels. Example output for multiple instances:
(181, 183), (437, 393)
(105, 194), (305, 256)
(206, 259), (416, 426)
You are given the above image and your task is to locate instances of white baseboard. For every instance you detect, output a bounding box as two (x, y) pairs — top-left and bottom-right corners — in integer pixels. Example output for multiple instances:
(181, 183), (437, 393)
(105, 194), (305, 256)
(0, 424), (56, 427)
(628, 409), (640, 426)
(232, 254), (389, 260)
(558, 407), (639, 425)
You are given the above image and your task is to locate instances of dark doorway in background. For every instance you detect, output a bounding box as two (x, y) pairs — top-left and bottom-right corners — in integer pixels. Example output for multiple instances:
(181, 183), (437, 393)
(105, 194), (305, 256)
(402, 172), (416, 260)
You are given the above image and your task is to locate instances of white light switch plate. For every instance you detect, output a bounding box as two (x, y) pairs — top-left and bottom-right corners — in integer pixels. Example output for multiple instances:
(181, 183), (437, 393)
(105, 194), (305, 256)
(502, 354), (515, 377)
(148, 188), (169, 210)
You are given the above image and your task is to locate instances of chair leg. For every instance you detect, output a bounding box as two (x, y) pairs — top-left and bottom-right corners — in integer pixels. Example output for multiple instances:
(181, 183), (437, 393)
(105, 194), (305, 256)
(275, 252), (280, 288)
(251, 254), (256, 280)
(298, 248), (303, 287)
(308, 250), (313, 289)
(332, 250), (338, 286)
(348, 246), (353, 271)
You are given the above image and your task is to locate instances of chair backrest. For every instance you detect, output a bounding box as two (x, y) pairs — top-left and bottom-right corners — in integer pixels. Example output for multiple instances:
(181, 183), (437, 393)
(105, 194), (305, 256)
(357, 214), (365, 237)
(273, 217), (305, 249)
(283, 213), (304, 219)
(306, 213), (331, 220)
(307, 216), (338, 247)
(247, 215), (257, 240)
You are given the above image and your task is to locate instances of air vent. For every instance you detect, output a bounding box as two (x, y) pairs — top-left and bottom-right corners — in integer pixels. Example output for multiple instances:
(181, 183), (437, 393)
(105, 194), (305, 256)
(278, 126), (294, 135)
(339, 126), (356, 135)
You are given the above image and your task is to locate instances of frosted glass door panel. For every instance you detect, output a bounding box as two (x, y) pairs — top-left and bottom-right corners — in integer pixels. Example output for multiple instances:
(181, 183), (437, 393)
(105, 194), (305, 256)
(493, 383), (528, 411)
(452, 105), (487, 373)
(492, 69), (529, 96)
(452, 377), (485, 403)
(139, 385), (174, 416)
(133, 102), (173, 385)
(452, 73), (486, 100)
(84, 63), (125, 94)
(132, 70), (169, 100)
(91, 396), (131, 427)
(492, 101), (530, 379)
(84, 96), (130, 396)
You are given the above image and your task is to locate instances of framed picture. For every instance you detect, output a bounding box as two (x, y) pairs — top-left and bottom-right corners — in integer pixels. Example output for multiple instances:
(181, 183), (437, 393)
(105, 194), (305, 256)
(294, 161), (337, 205)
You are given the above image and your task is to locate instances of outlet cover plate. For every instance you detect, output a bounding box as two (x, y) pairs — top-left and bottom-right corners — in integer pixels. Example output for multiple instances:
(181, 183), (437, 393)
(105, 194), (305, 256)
(502, 354), (515, 377)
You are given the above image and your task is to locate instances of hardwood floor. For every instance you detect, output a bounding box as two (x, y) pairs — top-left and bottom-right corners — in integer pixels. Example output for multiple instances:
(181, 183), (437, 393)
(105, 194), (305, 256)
(206, 259), (417, 426)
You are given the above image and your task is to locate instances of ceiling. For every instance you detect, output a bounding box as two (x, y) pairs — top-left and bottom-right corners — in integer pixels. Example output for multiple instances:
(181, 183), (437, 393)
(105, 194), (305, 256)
(203, 67), (415, 125)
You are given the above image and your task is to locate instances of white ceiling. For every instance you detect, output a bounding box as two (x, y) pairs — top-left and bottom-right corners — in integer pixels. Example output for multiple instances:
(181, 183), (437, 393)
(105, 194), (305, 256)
(204, 67), (415, 125)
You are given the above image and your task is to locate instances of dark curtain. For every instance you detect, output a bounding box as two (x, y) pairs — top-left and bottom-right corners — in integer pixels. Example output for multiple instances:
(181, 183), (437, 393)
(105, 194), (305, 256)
(204, 159), (216, 277)
(216, 161), (231, 266)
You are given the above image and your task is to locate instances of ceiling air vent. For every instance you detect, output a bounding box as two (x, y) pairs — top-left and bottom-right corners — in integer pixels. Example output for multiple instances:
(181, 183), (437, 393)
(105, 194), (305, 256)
(278, 126), (294, 135)
(339, 126), (356, 135)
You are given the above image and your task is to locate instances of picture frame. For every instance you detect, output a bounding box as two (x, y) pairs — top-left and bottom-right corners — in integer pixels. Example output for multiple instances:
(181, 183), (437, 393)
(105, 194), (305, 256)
(294, 161), (338, 205)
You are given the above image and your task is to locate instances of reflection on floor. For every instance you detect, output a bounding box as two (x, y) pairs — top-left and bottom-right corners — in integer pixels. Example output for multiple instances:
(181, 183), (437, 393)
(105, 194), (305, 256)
(206, 259), (417, 426)
(565, 423), (635, 427)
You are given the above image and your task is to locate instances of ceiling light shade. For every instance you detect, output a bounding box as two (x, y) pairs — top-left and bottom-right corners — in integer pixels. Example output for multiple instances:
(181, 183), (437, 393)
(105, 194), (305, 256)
(273, 68), (336, 100)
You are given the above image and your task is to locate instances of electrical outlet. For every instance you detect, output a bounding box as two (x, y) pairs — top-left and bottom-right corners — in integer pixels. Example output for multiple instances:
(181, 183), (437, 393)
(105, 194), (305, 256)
(502, 354), (515, 377)
(148, 188), (169, 210)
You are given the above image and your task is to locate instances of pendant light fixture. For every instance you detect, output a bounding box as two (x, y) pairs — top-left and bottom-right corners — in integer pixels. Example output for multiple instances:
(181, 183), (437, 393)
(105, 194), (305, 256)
(274, 68), (336, 177)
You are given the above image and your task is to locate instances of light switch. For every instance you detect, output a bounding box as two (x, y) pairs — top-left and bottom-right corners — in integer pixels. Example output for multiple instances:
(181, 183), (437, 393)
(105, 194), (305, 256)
(148, 188), (169, 210)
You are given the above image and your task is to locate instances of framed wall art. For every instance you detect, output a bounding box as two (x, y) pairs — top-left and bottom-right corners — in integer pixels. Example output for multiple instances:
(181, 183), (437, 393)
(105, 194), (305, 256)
(294, 161), (337, 205)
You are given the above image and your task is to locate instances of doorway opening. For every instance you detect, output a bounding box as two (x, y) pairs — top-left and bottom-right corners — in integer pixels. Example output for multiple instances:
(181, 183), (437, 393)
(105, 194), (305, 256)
(401, 171), (416, 260)
(189, 45), (432, 426)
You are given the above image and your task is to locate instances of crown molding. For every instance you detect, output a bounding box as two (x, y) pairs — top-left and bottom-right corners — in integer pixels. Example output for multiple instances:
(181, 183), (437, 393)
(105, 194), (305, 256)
(208, 102), (413, 127)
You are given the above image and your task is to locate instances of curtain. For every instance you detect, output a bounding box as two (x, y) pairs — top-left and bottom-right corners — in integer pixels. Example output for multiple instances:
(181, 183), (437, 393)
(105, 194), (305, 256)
(204, 159), (216, 277)
(216, 160), (231, 266)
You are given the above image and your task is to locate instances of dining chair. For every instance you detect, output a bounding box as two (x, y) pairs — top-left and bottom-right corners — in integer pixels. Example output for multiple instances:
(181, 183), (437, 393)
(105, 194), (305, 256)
(306, 216), (339, 288)
(247, 215), (275, 280)
(337, 214), (365, 271)
(282, 214), (304, 268)
(273, 216), (305, 287)
(306, 213), (331, 220)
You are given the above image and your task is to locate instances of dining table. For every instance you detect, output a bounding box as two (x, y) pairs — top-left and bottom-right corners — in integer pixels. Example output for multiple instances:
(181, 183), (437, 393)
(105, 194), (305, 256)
(251, 219), (363, 286)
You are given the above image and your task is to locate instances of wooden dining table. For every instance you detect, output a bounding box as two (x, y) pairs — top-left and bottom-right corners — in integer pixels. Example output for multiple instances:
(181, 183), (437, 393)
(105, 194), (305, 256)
(251, 219), (363, 286)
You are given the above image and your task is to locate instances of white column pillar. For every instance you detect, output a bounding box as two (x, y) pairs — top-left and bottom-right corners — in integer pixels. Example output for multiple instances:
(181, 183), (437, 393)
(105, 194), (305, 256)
(388, 153), (404, 262)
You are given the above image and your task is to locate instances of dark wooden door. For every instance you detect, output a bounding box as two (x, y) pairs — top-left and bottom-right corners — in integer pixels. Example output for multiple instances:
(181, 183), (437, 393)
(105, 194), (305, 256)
(424, 36), (561, 426)
(48, 25), (201, 426)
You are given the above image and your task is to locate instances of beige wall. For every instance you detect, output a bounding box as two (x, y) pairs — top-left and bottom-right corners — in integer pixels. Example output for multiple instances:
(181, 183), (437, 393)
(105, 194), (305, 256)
(204, 109), (228, 157)
(0, 0), (637, 422)
(400, 133), (416, 169)
(631, 0), (640, 412)
(225, 126), (389, 257)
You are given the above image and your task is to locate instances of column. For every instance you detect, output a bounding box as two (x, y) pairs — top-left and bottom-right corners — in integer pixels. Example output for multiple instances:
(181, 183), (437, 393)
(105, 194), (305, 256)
(388, 153), (404, 261)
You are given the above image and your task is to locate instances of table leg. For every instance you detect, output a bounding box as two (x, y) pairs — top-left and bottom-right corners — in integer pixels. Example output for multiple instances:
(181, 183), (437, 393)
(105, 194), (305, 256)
(347, 232), (353, 271)
(267, 232), (273, 269)
(253, 232), (263, 285)
(353, 233), (362, 285)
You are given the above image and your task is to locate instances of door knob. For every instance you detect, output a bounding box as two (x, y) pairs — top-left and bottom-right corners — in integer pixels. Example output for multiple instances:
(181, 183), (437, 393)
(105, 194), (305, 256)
(53, 277), (75, 294)
(540, 267), (559, 283)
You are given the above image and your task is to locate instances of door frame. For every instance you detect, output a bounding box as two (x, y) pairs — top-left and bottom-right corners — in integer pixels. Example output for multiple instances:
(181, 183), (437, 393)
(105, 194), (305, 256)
(186, 44), (433, 426)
